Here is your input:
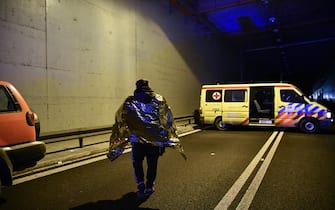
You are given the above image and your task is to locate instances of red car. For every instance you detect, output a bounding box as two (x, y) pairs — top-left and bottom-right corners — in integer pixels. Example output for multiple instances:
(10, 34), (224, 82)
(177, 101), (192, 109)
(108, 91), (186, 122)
(0, 81), (45, 186)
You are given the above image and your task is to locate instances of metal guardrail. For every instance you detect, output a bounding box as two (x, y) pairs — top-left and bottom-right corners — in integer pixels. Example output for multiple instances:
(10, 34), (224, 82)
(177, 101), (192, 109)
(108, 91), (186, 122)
(175, 115), (195, 125)
(39, 126), (113, 148)
(39, 115), (195, 150)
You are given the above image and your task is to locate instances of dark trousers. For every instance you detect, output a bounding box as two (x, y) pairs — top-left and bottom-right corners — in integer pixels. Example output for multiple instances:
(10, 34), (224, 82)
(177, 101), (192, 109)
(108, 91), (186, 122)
(131, 142), (160, 188)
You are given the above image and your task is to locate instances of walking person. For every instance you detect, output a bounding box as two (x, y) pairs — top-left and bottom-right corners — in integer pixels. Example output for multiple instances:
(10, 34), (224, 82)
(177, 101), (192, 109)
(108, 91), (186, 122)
(129, 79), (168, 198)
(108, 79), (184, 199)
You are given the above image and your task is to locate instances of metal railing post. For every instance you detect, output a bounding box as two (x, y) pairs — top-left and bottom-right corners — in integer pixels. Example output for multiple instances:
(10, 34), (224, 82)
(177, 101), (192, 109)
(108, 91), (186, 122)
(79, 137), (83, 148)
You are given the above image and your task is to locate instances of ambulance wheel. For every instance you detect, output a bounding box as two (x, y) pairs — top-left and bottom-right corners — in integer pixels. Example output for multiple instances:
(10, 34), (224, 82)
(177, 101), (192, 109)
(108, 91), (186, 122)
(299, 118), (319, 133)
(214, 118), (228, 131)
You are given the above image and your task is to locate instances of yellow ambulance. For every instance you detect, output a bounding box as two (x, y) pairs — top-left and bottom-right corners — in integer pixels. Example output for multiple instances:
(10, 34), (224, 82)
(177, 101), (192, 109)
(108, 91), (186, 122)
(199, 83), (333, 133)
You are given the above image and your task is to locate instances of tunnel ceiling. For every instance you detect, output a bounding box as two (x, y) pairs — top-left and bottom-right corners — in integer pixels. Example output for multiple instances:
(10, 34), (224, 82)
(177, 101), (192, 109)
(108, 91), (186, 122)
(169, 0), (335, 91)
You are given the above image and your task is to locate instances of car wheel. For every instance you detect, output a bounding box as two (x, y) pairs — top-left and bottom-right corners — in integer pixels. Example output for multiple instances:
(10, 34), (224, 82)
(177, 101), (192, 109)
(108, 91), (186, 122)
(299, 118), (319, 133)
(214, 117), (228, 131)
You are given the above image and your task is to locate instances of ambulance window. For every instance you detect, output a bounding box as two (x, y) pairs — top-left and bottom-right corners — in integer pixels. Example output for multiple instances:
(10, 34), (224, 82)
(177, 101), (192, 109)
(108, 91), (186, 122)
(206, 90), (222, 102)
(280, 90), (305, 103)
(224, 90), (246, 102)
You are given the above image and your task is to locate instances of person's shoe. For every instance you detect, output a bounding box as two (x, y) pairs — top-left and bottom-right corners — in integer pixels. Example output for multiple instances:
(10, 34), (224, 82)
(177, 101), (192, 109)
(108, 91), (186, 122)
(136, 190), (146, 199)
(136, 182), (146, 199)
(145, 187), (155, 197)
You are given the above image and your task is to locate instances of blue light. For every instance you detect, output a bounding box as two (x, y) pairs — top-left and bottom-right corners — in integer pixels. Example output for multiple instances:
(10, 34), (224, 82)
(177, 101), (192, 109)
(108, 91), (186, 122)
(268, 16), (276, 23)
(206, 4), (268, 34)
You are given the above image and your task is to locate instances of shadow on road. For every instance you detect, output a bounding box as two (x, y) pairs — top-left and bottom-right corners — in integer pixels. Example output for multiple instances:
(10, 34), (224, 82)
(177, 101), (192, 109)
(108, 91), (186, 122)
(69, 192), (158, 210)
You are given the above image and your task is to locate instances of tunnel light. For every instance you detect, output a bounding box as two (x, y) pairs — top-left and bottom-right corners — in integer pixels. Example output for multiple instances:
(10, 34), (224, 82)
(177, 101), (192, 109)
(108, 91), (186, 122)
(268, 16), (276, 23)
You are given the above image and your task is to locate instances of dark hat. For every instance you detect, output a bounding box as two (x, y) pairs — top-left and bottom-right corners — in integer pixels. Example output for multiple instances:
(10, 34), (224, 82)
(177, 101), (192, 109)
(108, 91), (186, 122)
(135, 79), (153, 92)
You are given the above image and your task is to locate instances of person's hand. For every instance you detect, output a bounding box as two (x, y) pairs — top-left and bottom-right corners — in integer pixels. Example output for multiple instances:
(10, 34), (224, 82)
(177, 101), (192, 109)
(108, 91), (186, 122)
(159, 147), (165, 156)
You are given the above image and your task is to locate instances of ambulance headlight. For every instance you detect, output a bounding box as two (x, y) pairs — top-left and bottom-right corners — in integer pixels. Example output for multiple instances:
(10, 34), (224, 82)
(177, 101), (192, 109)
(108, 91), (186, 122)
(326, 111), (332, 119)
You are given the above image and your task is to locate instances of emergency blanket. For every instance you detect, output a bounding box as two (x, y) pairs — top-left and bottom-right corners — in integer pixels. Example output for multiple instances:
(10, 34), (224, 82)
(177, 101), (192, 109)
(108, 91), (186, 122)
(108, 94), (186, 161)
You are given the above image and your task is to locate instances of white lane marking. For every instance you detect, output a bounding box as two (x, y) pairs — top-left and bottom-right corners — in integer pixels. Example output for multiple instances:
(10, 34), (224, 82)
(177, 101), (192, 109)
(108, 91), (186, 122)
(178, 129), (202, 137)
(236, 131), (284, 210)
(214, 131), (279, 210)
(13, 148), (133, 185)
(13, 154), (108, 185)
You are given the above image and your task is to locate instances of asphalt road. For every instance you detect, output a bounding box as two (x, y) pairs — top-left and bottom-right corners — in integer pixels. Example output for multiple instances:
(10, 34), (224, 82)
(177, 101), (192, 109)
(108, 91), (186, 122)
(1, 128), (335, 210)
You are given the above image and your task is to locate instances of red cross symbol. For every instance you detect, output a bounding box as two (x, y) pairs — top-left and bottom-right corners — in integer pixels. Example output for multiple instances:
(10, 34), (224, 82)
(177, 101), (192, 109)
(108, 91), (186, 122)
(212, 91), (221, 100)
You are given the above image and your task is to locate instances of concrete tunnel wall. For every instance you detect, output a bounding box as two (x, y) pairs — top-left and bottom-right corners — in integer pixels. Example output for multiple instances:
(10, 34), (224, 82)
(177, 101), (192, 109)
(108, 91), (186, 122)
(0, 0), (239, 134)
